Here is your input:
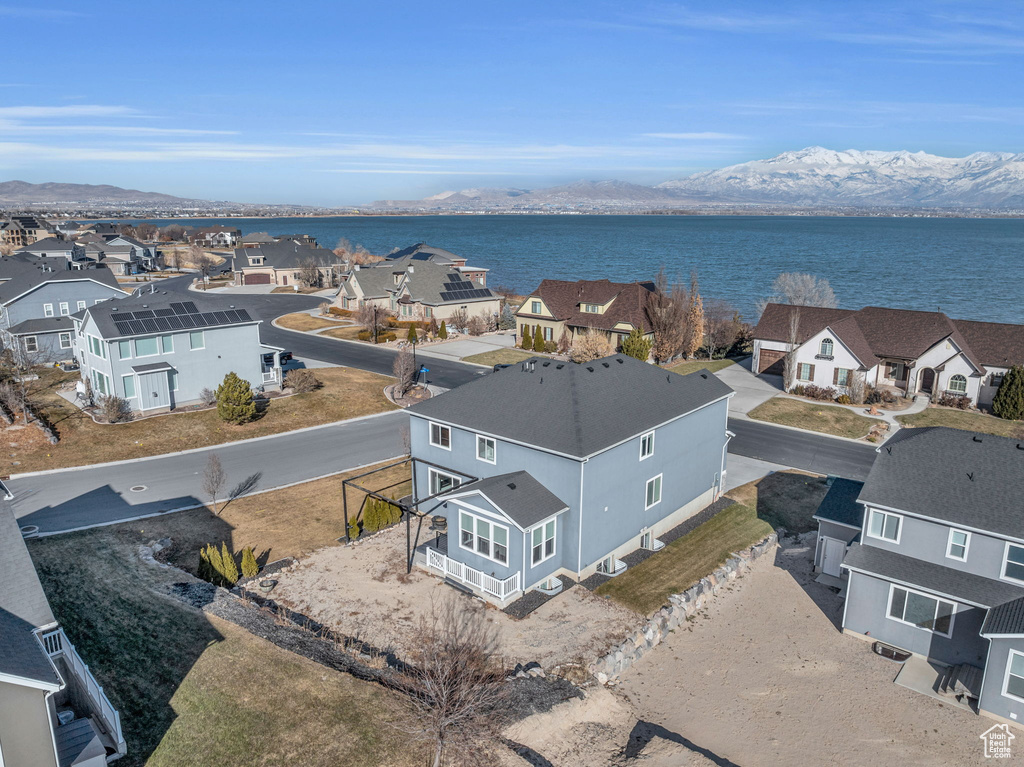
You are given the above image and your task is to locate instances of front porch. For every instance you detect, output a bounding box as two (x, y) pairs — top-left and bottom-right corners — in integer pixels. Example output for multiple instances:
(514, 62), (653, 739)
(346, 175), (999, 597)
(893, 653), (981, 714)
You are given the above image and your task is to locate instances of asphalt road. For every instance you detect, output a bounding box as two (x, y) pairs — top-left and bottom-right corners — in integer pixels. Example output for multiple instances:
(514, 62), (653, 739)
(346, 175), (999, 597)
(10, 276), (876, 533)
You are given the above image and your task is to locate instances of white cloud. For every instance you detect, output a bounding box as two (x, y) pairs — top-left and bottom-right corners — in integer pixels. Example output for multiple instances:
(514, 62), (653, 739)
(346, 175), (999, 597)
(643, 132), (746, 140)
(0, 105), (137, 118)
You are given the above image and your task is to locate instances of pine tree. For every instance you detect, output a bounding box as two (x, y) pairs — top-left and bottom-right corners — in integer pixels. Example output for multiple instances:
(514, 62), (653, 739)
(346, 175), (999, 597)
(205, 543), (225, 586)
(533, 325), (545, 352)
(347, 518), (360, 541)
(498, 304), (516, 330)
(621, 328), (652, 362)
(240, 547), (259, 579)
(993, 365), (1024, 420)
(216, 372), (257, 424)
(363, 497), (379, 532)
(220, 542), (239, 586)
(438, 321), (448, 340)
(521, 324), (533, 350)
(198, 547), (212, 582)
(407, 324), (418, 343)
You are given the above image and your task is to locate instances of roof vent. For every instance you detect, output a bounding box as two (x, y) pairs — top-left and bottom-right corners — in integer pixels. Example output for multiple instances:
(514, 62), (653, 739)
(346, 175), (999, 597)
(507, 482), (516, 490)
(602, 362), (610, 368)
(973, 435), (983, 443)
(542, 361), (550, 367)
(556, 364), (564, 369)
(700, 373), (708, 379)
(586, 366), (594, 372)
(616, 358), (624, 364)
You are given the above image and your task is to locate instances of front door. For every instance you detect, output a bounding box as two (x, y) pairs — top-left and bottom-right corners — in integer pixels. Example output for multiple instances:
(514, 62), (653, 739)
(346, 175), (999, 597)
(920, 368), (935, 394)
(821, 537), (846, 578)
(139, 372), (171, 410)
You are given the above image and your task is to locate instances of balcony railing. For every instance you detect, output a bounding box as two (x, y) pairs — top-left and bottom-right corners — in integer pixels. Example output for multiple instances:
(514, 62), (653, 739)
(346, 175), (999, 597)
(40, 628), (126, 757)
(427, 547), (521, 600)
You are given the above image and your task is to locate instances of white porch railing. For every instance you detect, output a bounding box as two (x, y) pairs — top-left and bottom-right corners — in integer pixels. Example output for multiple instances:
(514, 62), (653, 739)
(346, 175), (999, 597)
(427, 548), (521, 600)
(262, 370), (279, 384)
(40, 628), (126, 756)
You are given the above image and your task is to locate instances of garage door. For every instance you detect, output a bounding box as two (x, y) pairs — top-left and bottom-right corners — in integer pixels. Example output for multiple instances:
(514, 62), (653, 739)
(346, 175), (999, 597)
(244, 273), (271, 285)
(758, 349), (786, 375)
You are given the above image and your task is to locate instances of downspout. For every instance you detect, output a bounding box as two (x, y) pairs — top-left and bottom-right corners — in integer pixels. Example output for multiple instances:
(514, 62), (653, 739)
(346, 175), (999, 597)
(576, 458), (587, 576)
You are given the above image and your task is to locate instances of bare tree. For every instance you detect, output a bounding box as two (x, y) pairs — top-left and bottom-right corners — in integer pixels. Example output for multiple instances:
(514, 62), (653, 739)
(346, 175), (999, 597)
(117, 223), (138, 239)
(448, 307), (470, 334)
(848, 371), (867, 405)
(569, 330), (614, 363)
(202, 453), (226, 515)
(783, 307), (802, 390)
(759, 272), (838, 318)
(355, 303), (390, 343)
(702, 299), (739, 359)
(165, 247), (182, 271)
(393, 348), (417, 396)
(190, 244), (217, 285)
(160, 224), (186, 242)
(134, 222), (158, 240)
(297, 257), (323, 288)
(681, 272), (704, 359)
(0, 242), (16, 257)
(392, 599), (511, 767)
(647, 268), (689, 363)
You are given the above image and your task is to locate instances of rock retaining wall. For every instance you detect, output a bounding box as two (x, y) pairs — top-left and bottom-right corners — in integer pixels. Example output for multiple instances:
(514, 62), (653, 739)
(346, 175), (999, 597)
(589, 532), (778, 684)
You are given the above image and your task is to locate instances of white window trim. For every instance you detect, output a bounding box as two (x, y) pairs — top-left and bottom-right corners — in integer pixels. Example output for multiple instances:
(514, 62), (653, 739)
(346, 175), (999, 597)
(797, 362), (813, 382)
(1001, 540), (1024, 585)
(866, 508), (903, 544)
(645, 474), (663, 510)
(476, 434), (496, 464)
(121, 374), (137, 399)
(189, 331), (205, 350)
(458, 509), (509, 566)
(43, 303), (54, 317)
(428, 467), (460, 496)
(531, 300), (541, 314)
(77, 300), (86, 311)
(134, 337), (160, 358)
(59, 302), (69, 316)
(160, 335), (174, 354)
(945, 528), (971, 562)
(168, 370), (178, 392)
(1002, 649), (1024, 703)
(429, 421), (452, 451)
(58, 332), (72, 350)
(639, 431), (655, 461)
(820, 338), (833, 356)
(23, 335), (37, 353)
(885, 583), (956, 638)
(530, 518), (557, 566)
(117, 340), (132, 360)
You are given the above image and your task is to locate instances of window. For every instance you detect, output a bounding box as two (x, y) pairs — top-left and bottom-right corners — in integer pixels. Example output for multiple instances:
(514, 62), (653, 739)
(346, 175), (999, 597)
(43, 303), (54, 317)
(117, 340), (132, 359)
(59, 302), (69, 316)
(476, 435), (496, 463)
(946, 529), (970, 561)
(887, 585), (954, 636)
(532, 519), (556, 565)
(797, 362), (814, 382)
(122, 375), (136, 399)
(640, 431), (655, 460)
(819, 338), (833, 357)
(459, 511), (508, 564)
(429, 422), (451, 450)
(991, 372), (1005, 387)
(135, 337), (159, 357)
(834, 368), (851, 387)
(428, 468), (460, 496)
(168, 370), (178, 391)
(88, 335), (106, 359)
(58, 332), (72, 349)
(544, 326), (553, 341)
(160, 335), (173, 353)
(91, 370), (110, 396)
(1004, 651), (1024, 702)
(189, 331), (205, 350)
(645, 475), (662, 509)
(94, 299), (106, 305)
(77, 300), (86, 311)
(23, 335), (37, 353)
(531, 300), (541, 314)
(1003, 544), (1024, 583)
(583, 303), (600, 313)
(866, 509), (902, 543)
(948, 374), (967, 393)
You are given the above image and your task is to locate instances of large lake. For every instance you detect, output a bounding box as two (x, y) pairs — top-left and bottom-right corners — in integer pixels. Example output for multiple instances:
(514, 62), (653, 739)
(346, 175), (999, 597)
(127, 215), (1024, 324)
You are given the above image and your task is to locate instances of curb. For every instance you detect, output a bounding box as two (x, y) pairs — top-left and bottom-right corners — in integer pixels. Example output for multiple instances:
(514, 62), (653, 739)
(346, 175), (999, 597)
(731, 411), (882, 445)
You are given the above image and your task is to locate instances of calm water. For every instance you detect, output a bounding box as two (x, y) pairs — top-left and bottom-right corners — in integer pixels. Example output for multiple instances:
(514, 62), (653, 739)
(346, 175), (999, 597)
(127, 215), (1024, 324)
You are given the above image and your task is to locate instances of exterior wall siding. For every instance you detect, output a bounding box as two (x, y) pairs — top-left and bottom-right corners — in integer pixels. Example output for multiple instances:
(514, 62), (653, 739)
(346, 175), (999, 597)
(979, 638), (1024, 723)
(0, 680), (57, 767)
(789, 328), (863, 391)
(3, 280), (124, 331)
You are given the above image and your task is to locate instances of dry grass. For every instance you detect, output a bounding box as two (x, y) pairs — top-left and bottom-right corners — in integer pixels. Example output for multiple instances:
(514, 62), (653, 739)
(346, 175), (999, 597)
(321, 325), (366, 341)
(666, 358), (736, 376)
(725, 469), (829, 533)
(896, 406), (1024, 439)
(462, 348), (536, 366)
(6, 367), (395, 474)
(271, 286), (325, 294)
(748, 396), (883, 439)
(275, 312), (342, 331)
(595, 503), (774, 615)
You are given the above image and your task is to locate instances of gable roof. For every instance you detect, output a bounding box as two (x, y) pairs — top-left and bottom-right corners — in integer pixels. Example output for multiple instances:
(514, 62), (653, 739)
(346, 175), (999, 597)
(409, 354), (733, 458)
(385, 243), (466, 266)
(446, 471), (569, 529)
(812, 478), (865, 528)
(519, 279), (658, 334)
(8, 317), (75, 336)
(16, 236), (76, 253)
(240, 232), (277, 244)
(232, 241), (339, 271)
(345, 260), (496, 306)
(982, 595), (1024, 636)
(0, 257), (124, 304)
(83, 291), (259, 339)
(858, 427), (1024, 540)
(953, 319), (1024, 369)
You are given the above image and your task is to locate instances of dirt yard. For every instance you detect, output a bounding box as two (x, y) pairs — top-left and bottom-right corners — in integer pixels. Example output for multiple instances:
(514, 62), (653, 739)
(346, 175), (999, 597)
(270, 525), (638, 669)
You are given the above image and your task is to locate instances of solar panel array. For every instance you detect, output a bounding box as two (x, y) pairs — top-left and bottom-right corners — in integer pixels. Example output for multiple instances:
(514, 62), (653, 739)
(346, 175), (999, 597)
(438, 276), (492, 303)
(111, 301), (252, 337)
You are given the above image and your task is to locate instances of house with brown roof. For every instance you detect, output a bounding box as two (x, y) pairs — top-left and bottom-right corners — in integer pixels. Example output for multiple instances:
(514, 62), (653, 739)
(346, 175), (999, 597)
(514, 279), (657, 350)
(752, 304), (1024, 407)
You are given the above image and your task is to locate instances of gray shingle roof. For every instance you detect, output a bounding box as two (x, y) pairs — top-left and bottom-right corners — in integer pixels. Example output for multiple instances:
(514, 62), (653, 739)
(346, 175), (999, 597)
(813, 478), (865, 528)
(84, 291), (259, 339)
(7, 317), (75, 335)
(448, 471), (569, 529)
(842, 542), (1024, 608)
(858, 427), (1024, 540)
(348, 259), (496, 306)
(232, 241), (338, 271)
(982, 596), (1024, 636)
(0, 609), (60, 687)
(409, 355), (733, 458)
(16, 236), (75, 253)
(0, 257), (123, 304)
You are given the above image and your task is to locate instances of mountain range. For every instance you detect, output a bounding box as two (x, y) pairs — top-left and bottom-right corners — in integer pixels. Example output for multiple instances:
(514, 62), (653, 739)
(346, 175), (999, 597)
(370, 147), (1024, 211)
(0, 180), (194, 205)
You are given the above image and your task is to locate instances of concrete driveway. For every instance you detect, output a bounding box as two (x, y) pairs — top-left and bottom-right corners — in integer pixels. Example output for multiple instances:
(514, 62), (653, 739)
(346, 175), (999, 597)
(416, 332), (517, 362)
(715, 357), (782, 415)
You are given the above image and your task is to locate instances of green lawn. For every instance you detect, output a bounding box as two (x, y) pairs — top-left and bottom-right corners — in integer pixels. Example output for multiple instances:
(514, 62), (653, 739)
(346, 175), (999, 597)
(748, 397), (883, 439)
(461, 348), (536, 366)
(28, 529), (418, 767)
(595, 503), (774, 615)
(666, 358), (736, 376)
(896, 407), (1024, 439)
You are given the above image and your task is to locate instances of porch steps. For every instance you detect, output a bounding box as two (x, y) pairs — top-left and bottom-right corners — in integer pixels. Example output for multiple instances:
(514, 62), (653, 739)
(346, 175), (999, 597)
(938, 663), (983, 700)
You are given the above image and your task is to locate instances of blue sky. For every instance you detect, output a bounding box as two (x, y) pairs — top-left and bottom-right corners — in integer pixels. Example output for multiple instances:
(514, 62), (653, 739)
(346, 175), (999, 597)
(2, 0), (1024, 205)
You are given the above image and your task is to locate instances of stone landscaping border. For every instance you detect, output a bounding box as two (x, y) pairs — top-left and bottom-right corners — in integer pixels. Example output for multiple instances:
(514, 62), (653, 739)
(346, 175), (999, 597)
(589, 531), (779, 684)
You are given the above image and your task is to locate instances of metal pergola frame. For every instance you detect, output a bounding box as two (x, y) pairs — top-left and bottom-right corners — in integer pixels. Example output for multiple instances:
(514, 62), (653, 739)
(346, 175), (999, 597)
(341, 457), (478, 573)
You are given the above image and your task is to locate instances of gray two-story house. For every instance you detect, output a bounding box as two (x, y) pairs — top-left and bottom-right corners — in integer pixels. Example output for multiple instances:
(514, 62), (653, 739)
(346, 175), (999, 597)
(817, 427), (1024, 728)
(73, 292), (283, 412)
(407, 355), (734, 606)
(0, 258), (128, 362)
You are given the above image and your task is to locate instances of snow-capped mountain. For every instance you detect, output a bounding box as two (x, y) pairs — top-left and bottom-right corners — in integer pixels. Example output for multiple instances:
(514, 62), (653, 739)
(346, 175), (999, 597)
(657, 147), (1024, 208)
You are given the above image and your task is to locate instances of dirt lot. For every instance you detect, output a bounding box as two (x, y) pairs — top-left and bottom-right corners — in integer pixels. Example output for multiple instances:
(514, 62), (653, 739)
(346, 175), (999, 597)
(270, 525), (638, 669)
(612, 540), (990, 766)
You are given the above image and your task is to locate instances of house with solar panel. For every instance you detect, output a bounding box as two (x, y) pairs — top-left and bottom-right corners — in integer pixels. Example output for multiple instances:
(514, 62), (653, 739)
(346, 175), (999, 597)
(816, 427), (1024, 727)
(335, 245), (500, 324)
(72, 291), (284, 412)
